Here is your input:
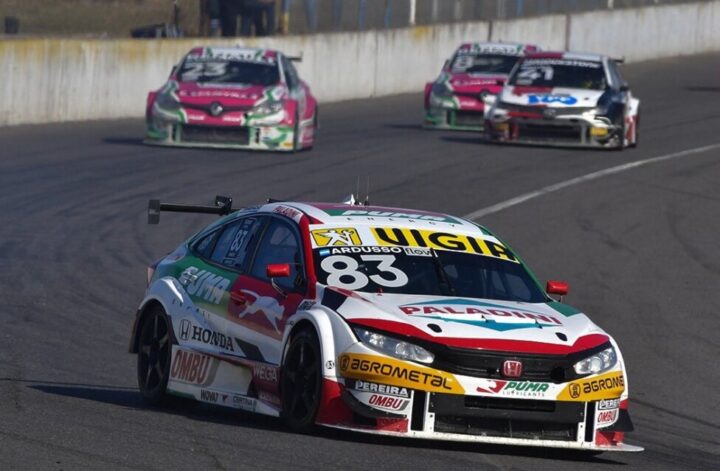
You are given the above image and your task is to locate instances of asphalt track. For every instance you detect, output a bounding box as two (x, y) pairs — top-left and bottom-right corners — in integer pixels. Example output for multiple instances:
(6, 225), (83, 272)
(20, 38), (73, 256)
(1, 53), (720, 470)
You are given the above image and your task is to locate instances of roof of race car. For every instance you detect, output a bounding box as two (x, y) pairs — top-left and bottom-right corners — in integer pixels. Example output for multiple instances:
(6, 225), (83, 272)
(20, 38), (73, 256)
(456, 42), (534, 56)
(257, 201), (489, 233)
(523, 51), (606, 63)
(185, 46), (280, 63)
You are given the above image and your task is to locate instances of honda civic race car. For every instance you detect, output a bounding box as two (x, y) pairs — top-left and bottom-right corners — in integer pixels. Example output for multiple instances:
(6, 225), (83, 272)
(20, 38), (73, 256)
(485, 52), (639, 149)
(145, 46), (317, 151)
(424, 42), (538, 131)
(130, 196), (642, 452)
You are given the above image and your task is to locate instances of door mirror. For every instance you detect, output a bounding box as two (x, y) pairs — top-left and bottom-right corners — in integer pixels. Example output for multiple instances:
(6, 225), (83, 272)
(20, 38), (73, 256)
(267, 263), (291, 278)
(619, 84), (630, 92)
(546, 280), (569, 296)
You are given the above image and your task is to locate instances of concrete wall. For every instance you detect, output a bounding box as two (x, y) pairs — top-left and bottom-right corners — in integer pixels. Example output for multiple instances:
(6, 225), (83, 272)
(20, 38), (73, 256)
(1, 1), (719, 126)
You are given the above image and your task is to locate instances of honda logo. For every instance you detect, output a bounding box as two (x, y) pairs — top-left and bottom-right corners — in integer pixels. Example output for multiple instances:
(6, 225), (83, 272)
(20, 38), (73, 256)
(502, 360), (523, 378)
(209, 102), (224, 116)
(180, 319), (191, 340)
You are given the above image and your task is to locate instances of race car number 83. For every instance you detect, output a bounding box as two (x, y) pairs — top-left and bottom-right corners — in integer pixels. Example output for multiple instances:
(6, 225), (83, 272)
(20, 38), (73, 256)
(320, 255), (408, 290)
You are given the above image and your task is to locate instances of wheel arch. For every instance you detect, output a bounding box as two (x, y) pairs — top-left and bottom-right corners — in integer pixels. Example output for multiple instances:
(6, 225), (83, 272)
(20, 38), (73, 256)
(128, 297), (172, 354)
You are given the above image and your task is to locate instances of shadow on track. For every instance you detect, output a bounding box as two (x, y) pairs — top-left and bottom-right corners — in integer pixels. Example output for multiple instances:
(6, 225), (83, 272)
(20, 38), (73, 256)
(685, 86), (720, 93)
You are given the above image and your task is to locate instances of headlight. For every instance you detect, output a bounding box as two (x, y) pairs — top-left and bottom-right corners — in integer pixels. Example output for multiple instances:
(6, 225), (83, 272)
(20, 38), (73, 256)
(155, 93), (180, 111)
(353, 327), (434, 364)
(251, 101), (284, 115)
(431, 82), (453, 97)
(573, 346), (617, 375)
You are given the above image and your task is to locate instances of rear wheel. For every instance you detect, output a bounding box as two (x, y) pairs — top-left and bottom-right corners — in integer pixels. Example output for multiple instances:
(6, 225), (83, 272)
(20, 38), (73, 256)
(137, 307), (172, 405)
(281, 328), (322, 432)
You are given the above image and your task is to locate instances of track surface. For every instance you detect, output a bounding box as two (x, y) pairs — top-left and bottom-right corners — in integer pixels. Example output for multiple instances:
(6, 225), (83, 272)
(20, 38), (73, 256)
(1, 53), (720, 470)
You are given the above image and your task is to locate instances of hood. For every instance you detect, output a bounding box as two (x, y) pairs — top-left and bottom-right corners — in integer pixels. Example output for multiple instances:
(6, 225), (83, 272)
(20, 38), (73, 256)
(172, 81), (286, 108)
(322, 288), (608, 354)
(501, 86), (604, 108)
(447, 72), (505, 95)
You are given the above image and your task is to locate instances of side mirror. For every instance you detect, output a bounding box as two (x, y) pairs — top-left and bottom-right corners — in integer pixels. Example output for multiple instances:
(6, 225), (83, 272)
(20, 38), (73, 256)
(267, 263), (291, 278)
(169, 64), (178, 78)
(619, 84), (630, 92)
(546, 280), (569, 296)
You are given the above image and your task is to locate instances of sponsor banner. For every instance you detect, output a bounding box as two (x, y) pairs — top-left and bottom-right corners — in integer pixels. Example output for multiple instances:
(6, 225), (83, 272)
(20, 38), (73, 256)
(232, 394), (258, 412)
(349, 389), (411, 413)
(318, 246), (403, 257)
(597, 398), (620, 410)
(338, 353), (464, 394)
(595, 407), (619, 428)
(347, 379), (410, 398)
(252, 364), (279, 386)
(200, 388), (230, 405)
(311, 228), (362, 247)
(179, 319), (235, 352)
(272, 205), (302, 222)
(370, 227), (517, 262)
(557, 372), (625, 402)
(179, 266), (231, 304)
(169, 349), (219, 386)
(475, 379), (553, 398)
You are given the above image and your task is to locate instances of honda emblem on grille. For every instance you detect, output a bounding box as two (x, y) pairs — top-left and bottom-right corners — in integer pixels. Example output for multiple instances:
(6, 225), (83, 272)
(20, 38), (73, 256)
(502, 360), (523, 378)
(543, 107), (556, 119)
(210, 102), (224, 116)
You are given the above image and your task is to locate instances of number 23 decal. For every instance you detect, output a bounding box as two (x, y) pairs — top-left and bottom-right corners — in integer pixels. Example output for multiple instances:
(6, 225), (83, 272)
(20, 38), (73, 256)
(320, 255), (408, 290)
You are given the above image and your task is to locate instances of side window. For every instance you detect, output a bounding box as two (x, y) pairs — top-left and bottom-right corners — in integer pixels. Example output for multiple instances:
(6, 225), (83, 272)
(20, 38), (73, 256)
(282, 57), (299, 91)
(249, 219), (304, 290)
(607, 62), (625, 90)
(193, 230), (221, 259)
(208, 217), (262, 271)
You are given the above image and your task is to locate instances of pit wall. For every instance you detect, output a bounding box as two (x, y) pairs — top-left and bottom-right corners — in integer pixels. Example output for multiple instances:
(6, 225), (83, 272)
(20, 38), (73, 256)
(1, 1), (719, 126)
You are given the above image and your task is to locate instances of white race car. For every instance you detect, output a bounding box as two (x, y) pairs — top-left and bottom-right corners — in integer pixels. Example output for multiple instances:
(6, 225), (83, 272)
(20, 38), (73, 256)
(485, 51), (639, 149)
(130, 197), (642, 453)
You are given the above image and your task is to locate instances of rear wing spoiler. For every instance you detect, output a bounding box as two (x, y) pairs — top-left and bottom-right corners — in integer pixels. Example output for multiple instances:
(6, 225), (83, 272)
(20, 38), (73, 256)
(148, 195), (233, 224)
(612, 57), (625, 64)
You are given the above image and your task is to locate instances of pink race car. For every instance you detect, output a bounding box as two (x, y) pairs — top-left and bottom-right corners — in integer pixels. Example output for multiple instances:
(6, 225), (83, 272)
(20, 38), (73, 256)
(424, 42), (538, 131)
(145, 46), (318, 152)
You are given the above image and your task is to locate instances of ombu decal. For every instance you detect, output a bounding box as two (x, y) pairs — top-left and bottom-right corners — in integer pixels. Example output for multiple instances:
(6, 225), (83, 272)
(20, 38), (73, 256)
(338, 353), (464, 394)
(370, 227), (517, 262)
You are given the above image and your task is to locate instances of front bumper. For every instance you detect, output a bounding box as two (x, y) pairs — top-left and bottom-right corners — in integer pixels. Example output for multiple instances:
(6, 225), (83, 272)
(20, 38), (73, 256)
(486, 113), (621, 148)
(324, 349), (641, 452)
(424, 107), (486, 131)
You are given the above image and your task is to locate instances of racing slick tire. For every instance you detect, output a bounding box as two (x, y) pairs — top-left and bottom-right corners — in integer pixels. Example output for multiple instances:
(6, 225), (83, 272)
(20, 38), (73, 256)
(292, 111), (300, 152)
(136, 306), (172, 406)
(612, 116), (626, 151)
(280, 327), (322, 432)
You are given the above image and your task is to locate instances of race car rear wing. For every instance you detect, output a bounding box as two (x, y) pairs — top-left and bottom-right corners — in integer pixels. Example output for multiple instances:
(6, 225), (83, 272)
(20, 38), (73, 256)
(147, 195), (233, 224)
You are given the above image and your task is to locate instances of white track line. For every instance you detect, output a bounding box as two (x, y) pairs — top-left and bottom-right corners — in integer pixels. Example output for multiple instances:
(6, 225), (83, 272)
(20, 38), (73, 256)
(463, 143), (720, 220)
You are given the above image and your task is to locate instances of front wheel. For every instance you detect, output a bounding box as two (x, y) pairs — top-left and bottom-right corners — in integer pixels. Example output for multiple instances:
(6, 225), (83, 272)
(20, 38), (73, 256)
(281, 328), (322, 432)
(137, 307), (172, 405)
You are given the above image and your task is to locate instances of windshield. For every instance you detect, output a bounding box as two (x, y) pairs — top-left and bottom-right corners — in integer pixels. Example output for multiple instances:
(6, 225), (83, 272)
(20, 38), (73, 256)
(178, 60), (280, 86)
(313, 246), (546, 303)
(509, 59), (607, 90)
(451, 54), (520, 75)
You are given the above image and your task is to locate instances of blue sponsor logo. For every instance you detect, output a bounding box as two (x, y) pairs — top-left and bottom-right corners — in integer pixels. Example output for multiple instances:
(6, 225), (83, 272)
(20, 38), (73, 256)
(319, 249), (330, 257)
(528, 94), (577, 105)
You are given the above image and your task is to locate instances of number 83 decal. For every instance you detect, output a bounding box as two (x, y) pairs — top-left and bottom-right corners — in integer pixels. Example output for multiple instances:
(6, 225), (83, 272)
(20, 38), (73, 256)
(320, 255), (408, 290)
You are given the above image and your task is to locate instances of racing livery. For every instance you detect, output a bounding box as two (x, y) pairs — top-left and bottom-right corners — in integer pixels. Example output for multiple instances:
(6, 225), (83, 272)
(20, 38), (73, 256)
(485, 51), (640, 149)
(424, 42), (538, 131)
(145, 46), (317, 151)
(130, 197), (642, 452)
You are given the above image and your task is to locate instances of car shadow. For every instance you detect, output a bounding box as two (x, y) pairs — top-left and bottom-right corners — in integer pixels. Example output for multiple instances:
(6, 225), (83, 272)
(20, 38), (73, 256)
(383, 123), (426, 131)
(25, 379), (628, 462)
(103, 137), (146, 147)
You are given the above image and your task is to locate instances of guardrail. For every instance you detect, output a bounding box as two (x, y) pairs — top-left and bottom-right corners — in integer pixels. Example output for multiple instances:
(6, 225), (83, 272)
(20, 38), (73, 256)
(1, 1), (719, 126)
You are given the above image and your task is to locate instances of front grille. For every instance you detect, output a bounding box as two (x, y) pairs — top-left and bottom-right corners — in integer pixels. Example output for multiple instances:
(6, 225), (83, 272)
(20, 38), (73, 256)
(453, 110), (485, 127)
(180, 125), (250, 145)
(464, 396), (555, 413)
(517, 123), (583, 142)
(424, 341), (610, 382)
(434, 416), (578, 441)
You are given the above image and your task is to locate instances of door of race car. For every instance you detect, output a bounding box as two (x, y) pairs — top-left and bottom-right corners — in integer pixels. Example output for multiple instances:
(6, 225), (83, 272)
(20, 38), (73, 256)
(226, 215), (307, 365)
(281, 56), (308, 120)
(177, 215), (265, 357)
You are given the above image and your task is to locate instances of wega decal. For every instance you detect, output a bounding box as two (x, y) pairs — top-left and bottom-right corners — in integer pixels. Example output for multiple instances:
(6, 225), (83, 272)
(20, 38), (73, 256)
(338, 353), (463, 394)
(180, 267), (231, 304)
(311, 228), (362, 247)
(252, 364), (279, 385)
(170, 349), (218, 386)
(370, 227), (517, 262)
(558, 372), (625, 402)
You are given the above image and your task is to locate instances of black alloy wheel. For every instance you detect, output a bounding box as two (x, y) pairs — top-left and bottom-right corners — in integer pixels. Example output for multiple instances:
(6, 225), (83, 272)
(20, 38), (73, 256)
(281, 328), (322, 432)
(137, 307), (172, 405)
